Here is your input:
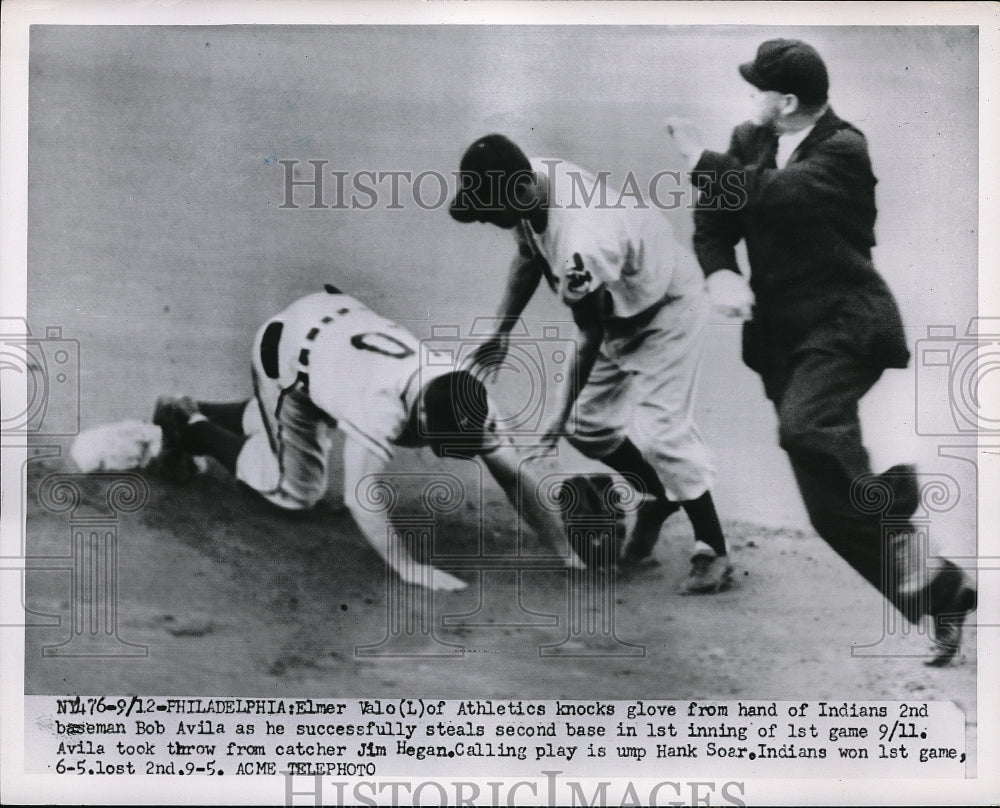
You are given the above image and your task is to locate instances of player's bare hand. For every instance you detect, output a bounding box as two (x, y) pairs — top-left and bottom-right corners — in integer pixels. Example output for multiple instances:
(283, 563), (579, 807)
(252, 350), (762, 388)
(563, 552), (586, 570)
(465, 332), (510, 382)
(665, 117), (704, 167)
(430, 569), (467, 591)
(399, 565), (467, 591)
(707, 269), (754, 320)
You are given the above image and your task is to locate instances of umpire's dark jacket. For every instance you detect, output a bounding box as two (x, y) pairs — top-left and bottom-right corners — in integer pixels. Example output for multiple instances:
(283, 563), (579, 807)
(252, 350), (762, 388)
(691, 108), (909, 394)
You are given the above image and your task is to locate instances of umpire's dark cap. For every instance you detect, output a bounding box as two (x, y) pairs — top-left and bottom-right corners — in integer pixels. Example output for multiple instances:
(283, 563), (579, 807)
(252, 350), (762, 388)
(739, 39), (829, 105)
(450, 134), (531, 222)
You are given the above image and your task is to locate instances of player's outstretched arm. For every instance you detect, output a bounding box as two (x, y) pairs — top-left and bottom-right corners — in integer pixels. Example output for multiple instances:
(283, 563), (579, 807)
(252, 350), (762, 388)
(496, 252), (544, 326)
(342, 437), (467, 592)
(467, 253), (544, 379)
(478, 439), (585, 569)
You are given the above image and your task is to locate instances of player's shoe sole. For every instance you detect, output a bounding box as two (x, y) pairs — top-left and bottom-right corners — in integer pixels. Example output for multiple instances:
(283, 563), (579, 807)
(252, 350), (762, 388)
(925, 577), (977, 667)
(680, 548), (734, 595)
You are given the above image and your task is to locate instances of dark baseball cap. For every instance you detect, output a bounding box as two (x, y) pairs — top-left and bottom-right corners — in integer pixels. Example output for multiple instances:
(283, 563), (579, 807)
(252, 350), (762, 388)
(739, 39), (829, 105)
(450, 134), (532, 222)
(421, 370), (492, 452)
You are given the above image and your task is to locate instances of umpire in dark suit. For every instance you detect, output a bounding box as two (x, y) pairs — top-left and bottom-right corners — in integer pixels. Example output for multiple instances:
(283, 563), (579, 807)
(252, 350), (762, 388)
(668, 39), (976, 665)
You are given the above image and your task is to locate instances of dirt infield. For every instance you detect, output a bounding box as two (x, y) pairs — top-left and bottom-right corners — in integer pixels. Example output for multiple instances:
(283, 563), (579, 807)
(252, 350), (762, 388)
(24, 450), (976, 762)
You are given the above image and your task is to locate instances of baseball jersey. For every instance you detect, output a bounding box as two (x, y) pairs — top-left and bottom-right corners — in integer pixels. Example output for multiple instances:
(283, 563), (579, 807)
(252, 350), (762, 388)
(517, 158), (704, 318)
(252, 290), (454, 463)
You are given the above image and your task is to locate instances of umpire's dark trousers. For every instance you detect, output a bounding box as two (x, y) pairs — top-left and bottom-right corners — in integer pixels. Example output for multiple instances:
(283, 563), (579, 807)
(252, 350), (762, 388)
(762, 345), (963, 623)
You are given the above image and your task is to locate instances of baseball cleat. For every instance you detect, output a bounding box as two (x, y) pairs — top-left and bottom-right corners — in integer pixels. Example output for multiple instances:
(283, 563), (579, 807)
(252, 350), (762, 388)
(680, 542), (734, 595)
(152, 396), (200, 483)
(925, 577), (977, 667)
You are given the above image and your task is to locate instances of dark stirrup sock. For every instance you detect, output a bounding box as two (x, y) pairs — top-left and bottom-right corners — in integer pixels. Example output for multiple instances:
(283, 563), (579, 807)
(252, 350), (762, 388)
(196, 400), (252, 435)
(599, 438), (668, 501)
(180, 420), (248, 475)
(682, 491), (727, 556)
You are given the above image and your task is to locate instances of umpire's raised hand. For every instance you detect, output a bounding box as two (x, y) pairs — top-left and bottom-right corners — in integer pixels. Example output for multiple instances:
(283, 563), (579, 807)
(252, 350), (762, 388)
(707, 269), (755, 320)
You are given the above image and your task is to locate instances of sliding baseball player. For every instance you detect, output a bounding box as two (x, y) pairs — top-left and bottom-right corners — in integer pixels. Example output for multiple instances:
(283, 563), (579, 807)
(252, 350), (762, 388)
(151, 285), (584, 591)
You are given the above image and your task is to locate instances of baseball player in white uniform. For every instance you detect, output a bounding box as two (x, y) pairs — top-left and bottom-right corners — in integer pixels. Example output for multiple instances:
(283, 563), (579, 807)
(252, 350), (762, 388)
(450, 134), (732, 593)
(154, 285), (583, 592)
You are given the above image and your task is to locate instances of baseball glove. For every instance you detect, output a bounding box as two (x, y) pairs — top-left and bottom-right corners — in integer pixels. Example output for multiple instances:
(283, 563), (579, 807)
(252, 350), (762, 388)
(557, 474), (627, 571)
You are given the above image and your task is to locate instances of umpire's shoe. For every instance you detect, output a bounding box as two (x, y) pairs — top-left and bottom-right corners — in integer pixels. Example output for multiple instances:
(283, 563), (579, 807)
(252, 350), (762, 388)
(925, 559), (977, 667)
(152, 395), (200, 484)
(880, 463), (920, 518)
(680, 541), (734, 595)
